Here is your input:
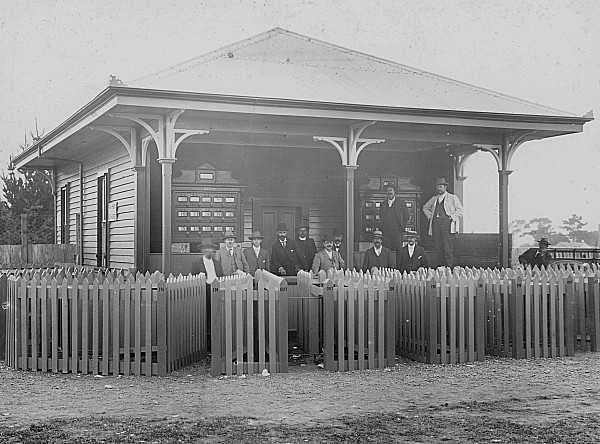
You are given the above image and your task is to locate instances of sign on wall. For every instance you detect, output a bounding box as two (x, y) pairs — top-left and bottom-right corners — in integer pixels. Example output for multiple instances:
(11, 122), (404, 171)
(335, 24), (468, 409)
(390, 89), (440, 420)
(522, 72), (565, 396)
(108, 202), (118, 222)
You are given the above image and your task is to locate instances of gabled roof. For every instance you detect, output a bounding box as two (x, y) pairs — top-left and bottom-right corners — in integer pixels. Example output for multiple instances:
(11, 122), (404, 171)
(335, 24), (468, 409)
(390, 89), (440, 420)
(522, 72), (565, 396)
(132, 28), (576, 118)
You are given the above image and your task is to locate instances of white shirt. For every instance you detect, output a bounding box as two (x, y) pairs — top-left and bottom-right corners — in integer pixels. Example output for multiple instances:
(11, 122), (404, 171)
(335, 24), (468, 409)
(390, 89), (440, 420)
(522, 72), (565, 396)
(298, 237), (306, 241)
(227, 248), (233, 256)
(203, 256), (217, 283)
(374, 246), (382, 257)
(408, 244), (415, 257)
(387, 197), (395, 207)
(325, 250), (333, 259)
(253, 246), (261, 257)
(437, 192), (447, 203)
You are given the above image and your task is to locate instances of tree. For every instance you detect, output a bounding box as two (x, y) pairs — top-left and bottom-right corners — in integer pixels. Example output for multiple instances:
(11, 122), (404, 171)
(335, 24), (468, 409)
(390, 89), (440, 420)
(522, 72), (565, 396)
(561, 214), (588, 243)
(522, 217), (568, 245)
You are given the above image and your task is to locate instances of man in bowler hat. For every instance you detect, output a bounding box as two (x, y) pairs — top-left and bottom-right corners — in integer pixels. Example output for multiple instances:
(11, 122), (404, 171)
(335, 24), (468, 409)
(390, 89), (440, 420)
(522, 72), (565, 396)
(362, 230), (395, 272)
(215, 229), (250, 275)
(311, 232), (345, 274)
(423, 178), (463, 267)
(271, 222), (300, 276)
(397, 230), (429, 273)
(243, 230), (271, 276)
(518, 238), (552, 269)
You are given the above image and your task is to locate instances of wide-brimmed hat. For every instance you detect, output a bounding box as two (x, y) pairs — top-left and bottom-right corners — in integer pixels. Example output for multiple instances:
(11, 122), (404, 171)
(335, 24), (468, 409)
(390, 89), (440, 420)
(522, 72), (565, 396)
(403, 230), (420, 240)
(435, 178), (449, 186)
(248, 230), (263, 240)
(537, 238), (551, 246)
(323, 233), (334, 242)
(222, 229), (237, 240)
(372, 230), (383, 239)
(276, 223), (288, 232)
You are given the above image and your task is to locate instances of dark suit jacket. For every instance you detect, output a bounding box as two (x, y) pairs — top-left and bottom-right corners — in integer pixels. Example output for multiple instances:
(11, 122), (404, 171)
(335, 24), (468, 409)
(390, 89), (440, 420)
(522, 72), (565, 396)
(398, 245), (429, 273)
(379, 198), (409, 242)
(243, 247), (271, 276)
(190, 257), (224, 281)
(362, 246), (395, 272)
(271, 239), (300, 275)
(333, 244), (345, 262)
(295, 237), (317, 271)
(518, 248), (552, 268)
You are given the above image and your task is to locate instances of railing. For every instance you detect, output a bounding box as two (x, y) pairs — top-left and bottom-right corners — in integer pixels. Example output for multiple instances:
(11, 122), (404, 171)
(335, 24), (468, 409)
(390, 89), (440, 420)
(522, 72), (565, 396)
(4, 269), (207, 376)
(210, 271), (288, 376)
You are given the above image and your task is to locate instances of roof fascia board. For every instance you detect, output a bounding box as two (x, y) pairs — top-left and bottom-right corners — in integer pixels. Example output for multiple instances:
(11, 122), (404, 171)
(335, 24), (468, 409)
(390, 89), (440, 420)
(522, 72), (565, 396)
(12, 92), (119, 169)
(115, 92), (588, 133)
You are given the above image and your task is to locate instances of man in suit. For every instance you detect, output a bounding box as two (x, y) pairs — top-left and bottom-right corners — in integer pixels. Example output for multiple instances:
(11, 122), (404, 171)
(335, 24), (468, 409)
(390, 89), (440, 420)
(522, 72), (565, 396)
(295, 222), (317, 271)
(332, 228), (344, 262)
(519, 238), (552, 269)
(311, 233), (345, 275)
(215, 229), (250, 275)
(398, 231), (429, 273)
(378, 183), (409, 266)
(362, 230), (395, 272)
(243, 230), (270, 276)
(271, 223), (300, 276)
(423, 178), (463, 268)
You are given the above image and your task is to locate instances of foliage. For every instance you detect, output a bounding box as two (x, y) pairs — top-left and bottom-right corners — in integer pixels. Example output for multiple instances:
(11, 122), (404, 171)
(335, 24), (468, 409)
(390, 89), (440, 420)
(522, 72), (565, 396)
(512, 215), (598, 247)
(561, 214), (589, 243)
(521, 217), (568, 245)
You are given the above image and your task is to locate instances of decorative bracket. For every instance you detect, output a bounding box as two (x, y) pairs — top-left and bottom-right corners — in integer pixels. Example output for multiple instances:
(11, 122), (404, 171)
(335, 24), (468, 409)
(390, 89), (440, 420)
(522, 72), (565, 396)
(18, 167), (57, 195)
(165, 110), (209, 158)
(89, 126), (138, 166)
(452, 151), (475, 181)
(314, 121), (384, 167)
(476, 131), (535, 173)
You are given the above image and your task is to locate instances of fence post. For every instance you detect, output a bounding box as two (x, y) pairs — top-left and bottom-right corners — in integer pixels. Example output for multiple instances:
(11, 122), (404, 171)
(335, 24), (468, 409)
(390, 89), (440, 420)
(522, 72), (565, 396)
(210, 281), (223, 377)
(587, 276), (600, 352)
(0, 274), (6, 361)
(156, 280), (167, 376)
(21, 214), (28, 264)
(278, 279), (288, 373)
(425, 276), (439, 364)
(386, 278), (396, 367)
(565, 274), (576, 356)
(322, 279), (335, 370)
(510, 276), (525, 359)
(475, 275), (485, 361)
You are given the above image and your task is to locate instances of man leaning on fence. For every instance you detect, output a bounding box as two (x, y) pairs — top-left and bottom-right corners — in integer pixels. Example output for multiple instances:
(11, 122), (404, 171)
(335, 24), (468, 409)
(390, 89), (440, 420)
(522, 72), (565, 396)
(518, 237), (552, 269)
(362, 230), (395, 272)
(215, 229), (250, 276)
(243, 230), (270, 276)
(311, 232), (345, 275)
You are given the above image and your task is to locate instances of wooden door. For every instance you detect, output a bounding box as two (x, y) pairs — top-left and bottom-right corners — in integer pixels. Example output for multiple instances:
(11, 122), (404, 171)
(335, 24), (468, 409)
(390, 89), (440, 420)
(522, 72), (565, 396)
(261, 206), (300, 252)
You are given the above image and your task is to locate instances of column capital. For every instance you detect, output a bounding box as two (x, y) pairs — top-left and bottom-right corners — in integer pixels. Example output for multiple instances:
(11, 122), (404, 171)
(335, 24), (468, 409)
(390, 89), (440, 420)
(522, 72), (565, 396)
(157, 157), (177, 165)
(498, 169), (513, 176)
(455, 176), (467, 181)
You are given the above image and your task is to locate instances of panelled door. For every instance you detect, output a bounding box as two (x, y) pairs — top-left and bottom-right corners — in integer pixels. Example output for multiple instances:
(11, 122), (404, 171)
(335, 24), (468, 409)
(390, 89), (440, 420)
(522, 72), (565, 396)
(261, 206), (301, 252)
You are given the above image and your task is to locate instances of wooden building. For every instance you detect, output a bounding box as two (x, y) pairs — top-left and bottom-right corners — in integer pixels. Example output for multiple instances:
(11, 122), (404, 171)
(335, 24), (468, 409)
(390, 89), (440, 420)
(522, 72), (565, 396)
(12, 29), (592, 274)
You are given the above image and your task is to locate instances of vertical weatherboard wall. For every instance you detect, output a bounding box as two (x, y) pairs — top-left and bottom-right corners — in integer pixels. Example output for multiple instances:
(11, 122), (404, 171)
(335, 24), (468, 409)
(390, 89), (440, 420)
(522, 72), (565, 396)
(54, 140), (136, 269)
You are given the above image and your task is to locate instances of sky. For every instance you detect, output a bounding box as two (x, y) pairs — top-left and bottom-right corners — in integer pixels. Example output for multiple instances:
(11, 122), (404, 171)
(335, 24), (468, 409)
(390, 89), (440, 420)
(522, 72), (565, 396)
(1, 0), (599, 237)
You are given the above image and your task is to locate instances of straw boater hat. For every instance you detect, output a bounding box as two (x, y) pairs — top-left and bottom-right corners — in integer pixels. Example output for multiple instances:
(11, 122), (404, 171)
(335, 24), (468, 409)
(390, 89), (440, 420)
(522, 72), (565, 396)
(276, 222), (288, 232)
(435, 178), (449, 186)
(537, 238), (551, 246)
(222, 229), (237, 240)
(372, 230), (383, 239)
(248, 230), (263, 240)
(403, 230), (420, 240)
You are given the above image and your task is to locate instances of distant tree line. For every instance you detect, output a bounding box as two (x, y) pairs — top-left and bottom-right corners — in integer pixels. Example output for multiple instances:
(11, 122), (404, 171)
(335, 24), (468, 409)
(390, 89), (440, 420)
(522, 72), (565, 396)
(511, 214), (599, 247)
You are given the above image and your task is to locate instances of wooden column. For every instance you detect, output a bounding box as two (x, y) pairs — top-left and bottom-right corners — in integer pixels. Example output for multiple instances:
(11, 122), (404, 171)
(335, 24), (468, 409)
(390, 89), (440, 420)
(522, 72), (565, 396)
(345, 166), (358, 269)
(133, 165), (147, 273)
(499, 136), (511, 268)
(159, 158), (176, 275)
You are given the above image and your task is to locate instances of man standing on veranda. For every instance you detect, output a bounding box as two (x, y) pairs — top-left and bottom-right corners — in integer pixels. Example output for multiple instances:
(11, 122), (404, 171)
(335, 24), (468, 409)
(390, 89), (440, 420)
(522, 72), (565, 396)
(362, 230), (395, 272)
(423, 178), (463, 268)
(243, 230), (270, 276)
(378, 183), (409, 266)
(294, 222), (317, 272)
(215, 229), (250, 275)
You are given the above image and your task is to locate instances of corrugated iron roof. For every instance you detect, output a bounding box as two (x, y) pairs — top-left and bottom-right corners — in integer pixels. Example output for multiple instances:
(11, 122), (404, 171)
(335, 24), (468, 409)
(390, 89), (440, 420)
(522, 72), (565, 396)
(131, 28), (576, 117)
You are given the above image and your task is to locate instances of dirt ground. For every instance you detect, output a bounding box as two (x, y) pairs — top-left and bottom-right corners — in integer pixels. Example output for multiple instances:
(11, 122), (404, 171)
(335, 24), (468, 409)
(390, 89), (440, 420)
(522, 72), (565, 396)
(2, 352), (600, 443)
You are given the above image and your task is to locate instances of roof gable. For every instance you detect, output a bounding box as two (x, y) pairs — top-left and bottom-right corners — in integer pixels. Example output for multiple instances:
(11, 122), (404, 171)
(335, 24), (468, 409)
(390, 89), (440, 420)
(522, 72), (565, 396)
(133, 28), (577, 117)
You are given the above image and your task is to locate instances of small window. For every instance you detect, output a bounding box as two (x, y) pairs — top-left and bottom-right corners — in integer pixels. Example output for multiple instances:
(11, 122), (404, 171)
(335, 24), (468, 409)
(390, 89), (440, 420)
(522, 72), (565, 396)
(178, 226), (188, 232)
(225, 211), (235, 218)
(190, 226), (200, 232)
(214, 226), (224, 232)
(202, 211), (212, 217)
(199, 172), (214, 180)
(201, 197), (211, 203)
(225, 197), (235, 203)
(213, 211), (224, 217)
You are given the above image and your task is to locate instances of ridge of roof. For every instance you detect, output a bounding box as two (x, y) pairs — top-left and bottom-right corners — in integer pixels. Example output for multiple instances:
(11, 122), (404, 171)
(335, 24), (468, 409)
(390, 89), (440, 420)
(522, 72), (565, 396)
(132, 27), (577, 118)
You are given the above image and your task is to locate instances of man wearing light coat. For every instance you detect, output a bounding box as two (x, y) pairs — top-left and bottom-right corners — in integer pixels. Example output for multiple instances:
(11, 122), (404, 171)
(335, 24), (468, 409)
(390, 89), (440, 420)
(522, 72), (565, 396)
(423, 178), (463, 268)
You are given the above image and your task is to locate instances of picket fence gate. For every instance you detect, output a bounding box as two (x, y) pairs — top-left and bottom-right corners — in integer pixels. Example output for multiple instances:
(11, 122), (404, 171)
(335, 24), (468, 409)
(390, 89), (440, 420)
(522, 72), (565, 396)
(210, 271), (288, 376)
(4, 270), (207, 376)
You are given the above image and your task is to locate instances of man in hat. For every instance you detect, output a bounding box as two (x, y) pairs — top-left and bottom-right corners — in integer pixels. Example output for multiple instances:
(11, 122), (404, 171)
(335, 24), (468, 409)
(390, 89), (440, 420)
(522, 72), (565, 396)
(294, 222), (317, 271)
(271, 222), (300, 276)
(423, 178), (463, 267)
(378, 183), (409, 265)
(362, 230), (395, 272)
(332, 228), (344, 261)
(190, 238), (224, 281)
(398, 230), (429, 273)
(215, 229), (250, 275)
(243, 230), (270, 276)
(518, 238), (552, 268)
(311, 233), (345, 274)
